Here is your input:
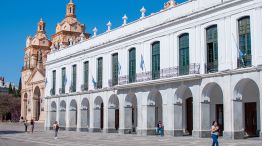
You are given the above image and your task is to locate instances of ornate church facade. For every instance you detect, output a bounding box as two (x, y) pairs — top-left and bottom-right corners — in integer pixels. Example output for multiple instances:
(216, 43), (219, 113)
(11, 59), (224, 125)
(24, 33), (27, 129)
(21, 0), (88, 122)
(41, 0), (262, 139)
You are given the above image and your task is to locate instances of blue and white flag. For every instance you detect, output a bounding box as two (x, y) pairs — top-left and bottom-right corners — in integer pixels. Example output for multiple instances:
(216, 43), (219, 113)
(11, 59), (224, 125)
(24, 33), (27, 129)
(64, 75), (67, 86)
(92, 76), (97, 88)
(45, 78), (48, 86)
(118, 61), (121, 75)
(140, 54), (145, 71)
(239, 49), (245, 58)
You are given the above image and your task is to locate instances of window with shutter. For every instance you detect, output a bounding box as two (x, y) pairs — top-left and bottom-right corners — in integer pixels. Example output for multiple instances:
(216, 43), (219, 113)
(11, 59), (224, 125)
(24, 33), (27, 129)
(61, 68), (66, 94)
(97, 58), (103, 89)
(52, 70), (56, 95)
(238, 16), (251, 67)
(179, 33), (189, 75)
(152, 41), (160, 80)
(129, 48), (136, 83)
(83, 61), (89, 90)
(72, 65), (77, 92)
(112, 54), (118, 86)
(206, 25), (218, 73)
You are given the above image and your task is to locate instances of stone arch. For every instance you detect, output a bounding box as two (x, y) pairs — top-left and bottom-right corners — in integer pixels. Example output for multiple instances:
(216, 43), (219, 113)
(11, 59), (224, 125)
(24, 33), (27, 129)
(201, 82), (224, 137)
(124, 93), (138, 134)
(69, 99), (77, 130)
(59, 100), (66, 128)
(80, 98), (89, 131)
(93, 96), (104, 131)
(174, 85), (193, 136)
(233, 78), (260, 137)
(107, 94), (119, 133)
(147, 90), (162, 135)
(50, 101), (57, 127)
(33, 86), (41, 121)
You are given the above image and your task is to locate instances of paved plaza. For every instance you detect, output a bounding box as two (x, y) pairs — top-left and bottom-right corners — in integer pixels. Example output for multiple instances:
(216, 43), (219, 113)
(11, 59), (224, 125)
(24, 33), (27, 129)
(0, 123), (261, 146)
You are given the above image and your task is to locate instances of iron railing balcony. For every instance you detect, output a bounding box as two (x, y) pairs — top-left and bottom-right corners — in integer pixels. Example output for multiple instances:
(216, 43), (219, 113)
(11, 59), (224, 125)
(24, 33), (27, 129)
(81, 83), (88, 91)
(237, 54), (252, 68)
(179, 65), (189, 76)
(205, 61), (218, 73)
(114, 63), (200, 86)
(69, 85), (76, 93)
(50, 88), (55, 96)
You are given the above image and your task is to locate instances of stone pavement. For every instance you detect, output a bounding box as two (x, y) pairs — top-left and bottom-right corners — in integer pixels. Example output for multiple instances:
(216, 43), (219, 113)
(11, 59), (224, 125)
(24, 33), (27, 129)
(0, 123), (261, 146)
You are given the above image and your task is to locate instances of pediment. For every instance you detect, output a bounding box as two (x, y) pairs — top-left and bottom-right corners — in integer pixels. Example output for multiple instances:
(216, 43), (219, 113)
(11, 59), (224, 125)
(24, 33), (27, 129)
(26, 68), (45, 84)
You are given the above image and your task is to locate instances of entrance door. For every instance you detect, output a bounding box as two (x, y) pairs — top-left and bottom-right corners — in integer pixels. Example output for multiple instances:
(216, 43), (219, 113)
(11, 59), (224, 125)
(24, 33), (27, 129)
(100, 103), (104, 129)
(186, 97), (193, 135)
(245, 102), (257, 136)
(115, 109), (119, 130)
(216, 104), (224, 136)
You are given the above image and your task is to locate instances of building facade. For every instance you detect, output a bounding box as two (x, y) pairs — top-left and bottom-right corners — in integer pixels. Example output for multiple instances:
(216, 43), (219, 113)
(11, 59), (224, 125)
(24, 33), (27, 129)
(21, 18), (51, 121)
(21, 0), (88, 121)
(45, 0), (262, 139)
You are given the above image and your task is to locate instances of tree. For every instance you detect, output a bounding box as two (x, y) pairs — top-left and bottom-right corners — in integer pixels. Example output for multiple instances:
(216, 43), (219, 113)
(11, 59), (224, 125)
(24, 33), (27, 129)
(8, 83), (13, 94)
(0, 93), (21, 121)
(17, 78), (22, 97)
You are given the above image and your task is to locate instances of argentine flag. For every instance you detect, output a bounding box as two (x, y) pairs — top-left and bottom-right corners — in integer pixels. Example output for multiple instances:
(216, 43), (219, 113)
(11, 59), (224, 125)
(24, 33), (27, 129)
(92, 76), (97, 88)
(140, 54), (145, 71)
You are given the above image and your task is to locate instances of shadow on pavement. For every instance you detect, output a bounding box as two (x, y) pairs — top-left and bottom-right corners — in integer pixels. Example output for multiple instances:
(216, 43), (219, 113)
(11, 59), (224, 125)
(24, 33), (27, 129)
(0, 131), (25, 135)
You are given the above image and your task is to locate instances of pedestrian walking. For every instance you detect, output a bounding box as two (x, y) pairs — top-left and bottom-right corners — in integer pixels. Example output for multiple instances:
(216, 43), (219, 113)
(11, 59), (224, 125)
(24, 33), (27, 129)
(211, 121), (219, 146)
(53, 121), (60, 139)
(23, 119), (28, 132)
(30, 119), (35, 133)
(156, 121), (164, 136)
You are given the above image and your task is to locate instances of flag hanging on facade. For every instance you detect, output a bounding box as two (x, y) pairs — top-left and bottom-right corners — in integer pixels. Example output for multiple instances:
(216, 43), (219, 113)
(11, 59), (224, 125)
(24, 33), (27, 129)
(140, 54), (145, 71)
(64, 75), (67, 86)
(92, 76), (97, 88)
(118, 61), (121, 75)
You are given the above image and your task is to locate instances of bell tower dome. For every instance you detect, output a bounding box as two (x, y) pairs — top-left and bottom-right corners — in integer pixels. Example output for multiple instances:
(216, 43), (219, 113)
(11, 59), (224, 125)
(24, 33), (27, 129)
(38, 18), (46, 33)
(66, 0), (76, 18)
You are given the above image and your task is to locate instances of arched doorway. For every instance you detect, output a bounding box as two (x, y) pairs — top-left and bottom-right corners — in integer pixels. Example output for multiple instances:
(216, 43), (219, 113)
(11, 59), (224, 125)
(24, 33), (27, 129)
(69, 99), (77, 131)
(81, 98), (89, 131)
(147, 90), (162, 135)
(108, 94), (119, 133)
(59, 100), (66, 129)
(23, 93), (28, 119)
(201, 83), (223, 136)
(124, 93), (137, 134)
(174, 85), (193, 136)
(234, 79), (260, 137)
(94, 96), (104, 132)
(33, 86), (41, 121)
(50, 101), (57, 127)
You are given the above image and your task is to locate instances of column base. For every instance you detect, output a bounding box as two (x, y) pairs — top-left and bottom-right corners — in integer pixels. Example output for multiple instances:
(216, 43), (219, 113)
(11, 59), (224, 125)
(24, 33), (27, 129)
(260, 131), (262, 138)
(78, 128), (89, 132)
(105, 128), (118, 133)
(66, 127), (77, 131)
(136, 129), (156, 136)
(192, 130), (210, 138)
(223, 130), (244, 139)
(89, 128), (102, 132)
(169, 130), (184, 137)
(119, 129), (136, 134)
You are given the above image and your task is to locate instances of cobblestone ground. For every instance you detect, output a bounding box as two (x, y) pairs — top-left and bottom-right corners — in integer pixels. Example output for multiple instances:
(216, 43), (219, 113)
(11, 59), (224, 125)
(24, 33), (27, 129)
(0, 123), (261, 146)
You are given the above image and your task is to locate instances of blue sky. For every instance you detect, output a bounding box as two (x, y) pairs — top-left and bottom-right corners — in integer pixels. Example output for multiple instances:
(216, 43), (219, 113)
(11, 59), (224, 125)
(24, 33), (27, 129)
(0, 0), (186, 85)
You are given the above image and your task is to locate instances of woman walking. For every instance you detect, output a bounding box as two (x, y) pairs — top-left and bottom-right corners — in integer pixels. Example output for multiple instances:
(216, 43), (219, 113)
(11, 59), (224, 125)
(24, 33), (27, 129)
(53, 121), (59, 139)
(211, 121), (219, 146)
(23, 119), (28, 132)
(30, 119), (35, 133)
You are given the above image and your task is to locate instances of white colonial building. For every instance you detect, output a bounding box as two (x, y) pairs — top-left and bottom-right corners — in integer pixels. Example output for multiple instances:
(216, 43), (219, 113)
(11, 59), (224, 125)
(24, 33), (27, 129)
(45, 0), (262, 139)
